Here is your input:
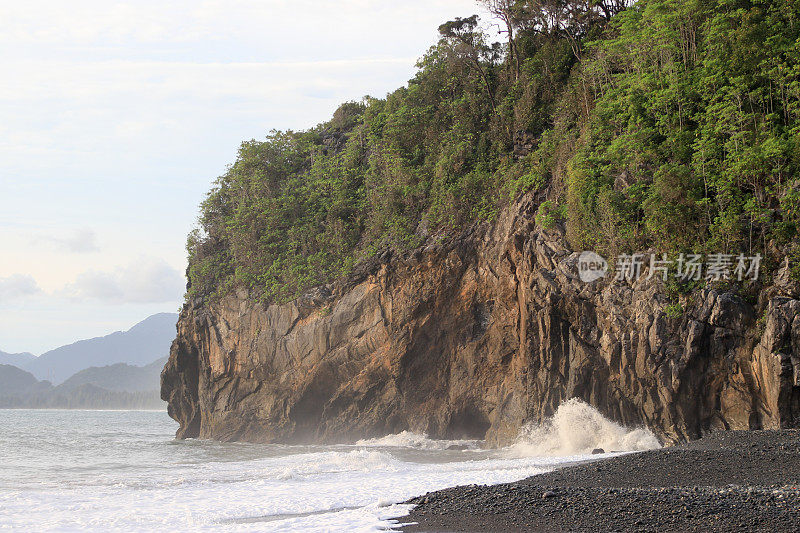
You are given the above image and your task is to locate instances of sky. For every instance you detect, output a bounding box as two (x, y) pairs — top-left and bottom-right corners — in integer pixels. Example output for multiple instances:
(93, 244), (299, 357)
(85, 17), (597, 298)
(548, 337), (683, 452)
(0, 0), (490, 355)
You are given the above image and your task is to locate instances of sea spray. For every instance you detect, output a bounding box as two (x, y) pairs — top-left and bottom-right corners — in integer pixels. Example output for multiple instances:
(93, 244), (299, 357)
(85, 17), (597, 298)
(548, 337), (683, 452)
(355, 430), (481, 451)
(507, 398), (661, 457)
(1, 409), (653, 531)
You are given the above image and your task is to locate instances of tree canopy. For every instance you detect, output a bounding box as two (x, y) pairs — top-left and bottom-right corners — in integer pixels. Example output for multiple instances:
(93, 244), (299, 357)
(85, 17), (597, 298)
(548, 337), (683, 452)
(188, 0), (800, 304)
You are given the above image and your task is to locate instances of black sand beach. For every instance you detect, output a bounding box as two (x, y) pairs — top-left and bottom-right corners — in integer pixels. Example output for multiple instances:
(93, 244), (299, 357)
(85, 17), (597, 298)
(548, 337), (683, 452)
(403, 430), (800, 532)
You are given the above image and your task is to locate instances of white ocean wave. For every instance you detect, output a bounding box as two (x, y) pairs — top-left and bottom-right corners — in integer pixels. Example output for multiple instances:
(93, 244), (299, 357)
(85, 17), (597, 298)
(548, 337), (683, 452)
(0, 402), (660, 532)
(506, 398), (662, 457)
(355, 430), (481, 451)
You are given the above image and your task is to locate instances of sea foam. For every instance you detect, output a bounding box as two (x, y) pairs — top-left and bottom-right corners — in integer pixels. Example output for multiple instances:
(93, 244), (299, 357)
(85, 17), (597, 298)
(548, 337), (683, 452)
(355, 430), (481, 450)
(1, 402), (660, 532)
(507, 398), (661, 457)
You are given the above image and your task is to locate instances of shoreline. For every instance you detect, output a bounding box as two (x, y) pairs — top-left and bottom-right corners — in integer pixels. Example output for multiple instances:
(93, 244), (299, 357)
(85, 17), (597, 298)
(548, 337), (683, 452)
(0, 408), (167, 412)
(401, 430), (800, 532)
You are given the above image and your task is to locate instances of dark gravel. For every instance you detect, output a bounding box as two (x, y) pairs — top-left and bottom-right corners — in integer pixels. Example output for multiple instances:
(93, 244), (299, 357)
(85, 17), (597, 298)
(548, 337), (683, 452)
(402, 430), (800, 532)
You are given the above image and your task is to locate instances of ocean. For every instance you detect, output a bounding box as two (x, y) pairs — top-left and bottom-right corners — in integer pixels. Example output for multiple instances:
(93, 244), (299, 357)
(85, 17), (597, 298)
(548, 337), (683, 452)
(0, 401), (660, 531)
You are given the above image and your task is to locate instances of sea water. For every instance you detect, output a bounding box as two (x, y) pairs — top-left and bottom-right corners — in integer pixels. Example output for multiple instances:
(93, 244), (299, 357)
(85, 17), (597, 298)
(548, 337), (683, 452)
(0, 400), (659, 532)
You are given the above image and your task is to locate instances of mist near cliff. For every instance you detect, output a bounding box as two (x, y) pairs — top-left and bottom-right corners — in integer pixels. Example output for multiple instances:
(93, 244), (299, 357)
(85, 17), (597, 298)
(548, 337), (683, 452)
(508, 399), (662, 457)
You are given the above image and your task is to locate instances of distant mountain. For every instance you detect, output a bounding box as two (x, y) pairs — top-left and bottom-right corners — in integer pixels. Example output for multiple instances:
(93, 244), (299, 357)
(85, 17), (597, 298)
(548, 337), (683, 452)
(58, 357), (167, 393)
(0, 357), (166, 410)
(0, 350), (36, 368)
(24, 313), (177, 384)
(0, 364), (51, 396)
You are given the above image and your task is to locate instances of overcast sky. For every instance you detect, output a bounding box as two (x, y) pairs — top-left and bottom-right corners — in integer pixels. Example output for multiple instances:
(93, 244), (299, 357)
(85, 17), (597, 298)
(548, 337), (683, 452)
(0, 0), (489, 354)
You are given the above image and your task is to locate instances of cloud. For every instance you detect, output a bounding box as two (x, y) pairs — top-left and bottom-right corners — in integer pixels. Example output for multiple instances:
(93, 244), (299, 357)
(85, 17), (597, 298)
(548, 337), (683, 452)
(0, 274), (42, 302)
(0, 0), (488, 191)
(0, 0), (487, 352)
(0, 1), (481, 49)
(63, 257), (184, 303)
(40, 228), (100, 253)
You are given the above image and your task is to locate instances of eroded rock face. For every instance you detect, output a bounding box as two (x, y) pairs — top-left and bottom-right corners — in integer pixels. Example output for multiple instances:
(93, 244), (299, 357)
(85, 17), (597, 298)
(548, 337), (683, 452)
(161, 196), (800, 445)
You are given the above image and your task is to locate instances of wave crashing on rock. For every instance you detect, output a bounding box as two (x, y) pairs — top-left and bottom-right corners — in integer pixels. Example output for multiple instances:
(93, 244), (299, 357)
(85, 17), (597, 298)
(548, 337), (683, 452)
(508, 399), (662, 457)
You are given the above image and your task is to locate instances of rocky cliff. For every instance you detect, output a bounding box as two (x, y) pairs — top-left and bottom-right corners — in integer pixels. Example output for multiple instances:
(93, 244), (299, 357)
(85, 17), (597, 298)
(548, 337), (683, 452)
(161, 196), (800, 445)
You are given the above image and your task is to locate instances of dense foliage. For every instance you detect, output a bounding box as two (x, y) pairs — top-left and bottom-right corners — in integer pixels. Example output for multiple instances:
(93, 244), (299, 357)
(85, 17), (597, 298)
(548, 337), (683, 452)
(189, 0), (800, 303)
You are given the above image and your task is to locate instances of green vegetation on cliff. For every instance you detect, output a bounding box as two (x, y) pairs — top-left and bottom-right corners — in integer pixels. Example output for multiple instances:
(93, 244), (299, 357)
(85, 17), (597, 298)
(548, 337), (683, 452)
(188, 0), (800, 303)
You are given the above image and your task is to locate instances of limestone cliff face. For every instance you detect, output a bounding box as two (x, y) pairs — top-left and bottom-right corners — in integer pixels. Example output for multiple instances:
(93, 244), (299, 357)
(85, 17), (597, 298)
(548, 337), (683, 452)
(161, 196), (800, 445)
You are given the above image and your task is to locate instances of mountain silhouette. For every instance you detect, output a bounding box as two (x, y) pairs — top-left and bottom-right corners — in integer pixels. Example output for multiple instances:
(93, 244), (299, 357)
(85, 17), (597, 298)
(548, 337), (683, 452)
(23, 313), (177, 384)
